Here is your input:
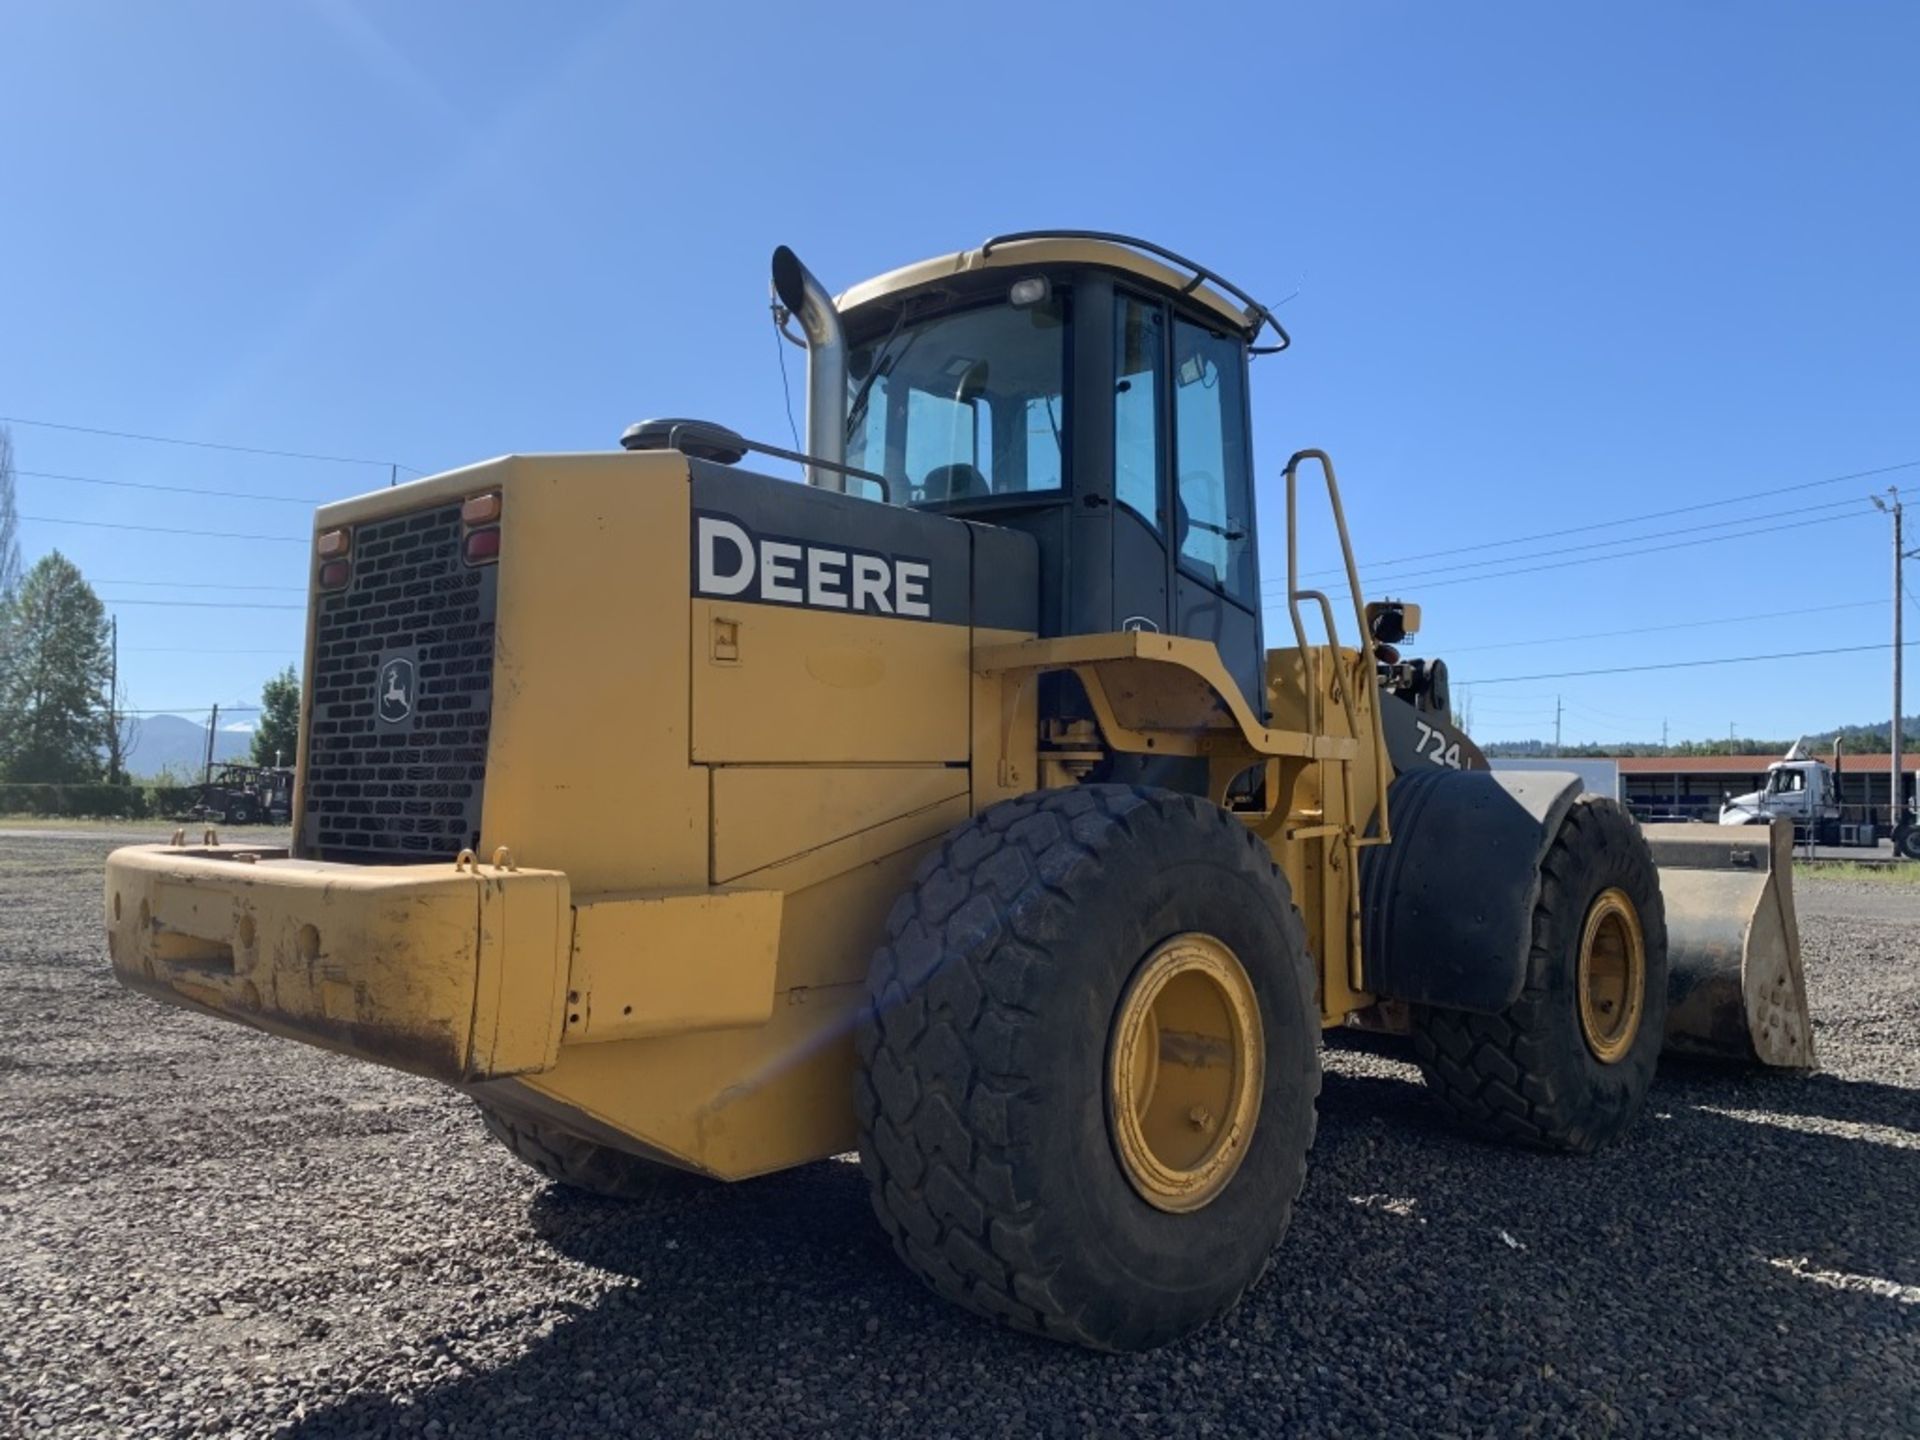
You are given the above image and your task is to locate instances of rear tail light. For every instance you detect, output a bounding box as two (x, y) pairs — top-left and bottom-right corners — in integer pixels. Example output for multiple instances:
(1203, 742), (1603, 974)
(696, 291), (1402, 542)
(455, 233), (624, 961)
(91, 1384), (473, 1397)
(317, 527), (352, 590)
(462, 491), (502, 565)
(463, 527), (500, 564)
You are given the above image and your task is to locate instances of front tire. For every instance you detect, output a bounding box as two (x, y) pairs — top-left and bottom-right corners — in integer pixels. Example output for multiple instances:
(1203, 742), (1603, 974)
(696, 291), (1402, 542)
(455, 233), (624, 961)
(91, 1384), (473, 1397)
(1896, 826), (1920, 862)
(1412, 796), (1667, 1154)
(854, 785), (1319, 1352)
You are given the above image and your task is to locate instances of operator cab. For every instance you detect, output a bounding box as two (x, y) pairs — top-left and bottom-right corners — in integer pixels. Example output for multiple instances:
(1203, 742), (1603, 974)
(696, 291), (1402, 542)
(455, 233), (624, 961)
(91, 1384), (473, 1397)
(829, 233), (1287, 716)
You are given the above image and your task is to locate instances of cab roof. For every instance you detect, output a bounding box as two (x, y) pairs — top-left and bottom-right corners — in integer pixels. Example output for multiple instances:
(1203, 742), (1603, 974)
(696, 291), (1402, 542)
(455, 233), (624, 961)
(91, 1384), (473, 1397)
(836, 231), (1289, 352)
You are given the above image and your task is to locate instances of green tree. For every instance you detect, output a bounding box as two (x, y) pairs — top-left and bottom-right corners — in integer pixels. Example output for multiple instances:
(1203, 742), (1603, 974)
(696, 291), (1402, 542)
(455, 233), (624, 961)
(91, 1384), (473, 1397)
(251, 665), (301, 767)
(0, 552), (111, 783)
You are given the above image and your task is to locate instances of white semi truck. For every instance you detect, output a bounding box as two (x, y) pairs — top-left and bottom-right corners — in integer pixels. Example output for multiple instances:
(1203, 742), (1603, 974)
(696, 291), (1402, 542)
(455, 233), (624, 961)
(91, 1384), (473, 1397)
(1721, 741), (1920, 859)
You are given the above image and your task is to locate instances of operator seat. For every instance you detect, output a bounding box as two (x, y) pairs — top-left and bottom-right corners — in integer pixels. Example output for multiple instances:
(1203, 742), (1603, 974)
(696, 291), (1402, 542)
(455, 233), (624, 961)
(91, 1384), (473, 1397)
(923, 463), (989, 501)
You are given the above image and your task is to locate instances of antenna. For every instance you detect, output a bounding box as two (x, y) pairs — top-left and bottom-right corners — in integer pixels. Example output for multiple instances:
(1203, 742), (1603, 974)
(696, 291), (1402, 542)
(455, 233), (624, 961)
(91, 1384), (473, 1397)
(770, 298), (802, 454)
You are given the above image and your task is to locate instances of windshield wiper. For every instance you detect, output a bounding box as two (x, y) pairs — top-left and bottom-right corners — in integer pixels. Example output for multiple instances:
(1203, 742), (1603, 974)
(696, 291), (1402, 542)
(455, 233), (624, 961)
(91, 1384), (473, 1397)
(845, 307), (914, 445)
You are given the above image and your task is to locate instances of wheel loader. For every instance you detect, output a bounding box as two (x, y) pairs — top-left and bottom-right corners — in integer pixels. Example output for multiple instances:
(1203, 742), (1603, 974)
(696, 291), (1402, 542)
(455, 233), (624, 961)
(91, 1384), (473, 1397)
(103, 231), (1813, 1352)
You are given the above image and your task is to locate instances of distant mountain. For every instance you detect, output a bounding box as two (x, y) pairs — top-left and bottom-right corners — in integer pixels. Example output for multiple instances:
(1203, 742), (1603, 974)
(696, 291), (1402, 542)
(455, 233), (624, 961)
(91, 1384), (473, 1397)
(124, 714), (254, 780)
(1801, 716), (1920, 752)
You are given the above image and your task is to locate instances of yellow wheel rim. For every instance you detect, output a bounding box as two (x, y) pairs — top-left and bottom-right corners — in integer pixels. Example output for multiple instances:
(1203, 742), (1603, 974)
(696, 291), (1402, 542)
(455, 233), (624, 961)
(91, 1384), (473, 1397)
(1107, 934), (1264, 1214)
(1576, 888), (1647, 1065)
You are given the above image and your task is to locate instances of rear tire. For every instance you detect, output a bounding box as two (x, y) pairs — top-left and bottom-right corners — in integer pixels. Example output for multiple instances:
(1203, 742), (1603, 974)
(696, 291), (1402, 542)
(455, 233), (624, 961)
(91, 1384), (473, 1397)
(855, 785), (1320, 1352)
(473, 1100), (710, 1203)
(1411, 796), (1667, 1154)
(1897, 826), (1920, 862)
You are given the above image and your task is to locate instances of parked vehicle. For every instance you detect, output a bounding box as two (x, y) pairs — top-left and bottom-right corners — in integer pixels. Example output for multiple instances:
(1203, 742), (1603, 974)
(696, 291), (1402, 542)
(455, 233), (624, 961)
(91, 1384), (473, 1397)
(188, 763), (293, 827)
(1721, 741), (1918, 858)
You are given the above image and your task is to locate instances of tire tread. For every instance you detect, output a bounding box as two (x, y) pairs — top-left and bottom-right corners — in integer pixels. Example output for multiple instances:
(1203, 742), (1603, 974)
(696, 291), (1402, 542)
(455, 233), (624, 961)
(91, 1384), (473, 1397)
(473, 1100), (706, 1203)
(855, 784), (1319, 1350)
(1411, 795), (1667, 1153)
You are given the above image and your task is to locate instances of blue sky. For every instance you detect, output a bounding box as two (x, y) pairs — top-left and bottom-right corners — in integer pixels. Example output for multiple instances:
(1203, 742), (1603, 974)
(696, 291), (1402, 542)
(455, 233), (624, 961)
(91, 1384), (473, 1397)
(2, 2), (1915, 748)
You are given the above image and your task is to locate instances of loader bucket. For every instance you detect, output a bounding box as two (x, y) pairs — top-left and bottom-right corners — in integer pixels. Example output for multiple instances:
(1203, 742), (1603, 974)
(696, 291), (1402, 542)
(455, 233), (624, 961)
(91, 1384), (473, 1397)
(1642, 820), (1814, 1069)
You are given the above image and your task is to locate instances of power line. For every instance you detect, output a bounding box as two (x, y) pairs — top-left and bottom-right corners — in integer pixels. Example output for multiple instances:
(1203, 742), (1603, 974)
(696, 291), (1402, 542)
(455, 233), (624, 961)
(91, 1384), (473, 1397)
(1468, 639), (1920, 686)
(1454, 699), (1560, 714)
(0, 414), (420, 472)
(1560, 697), (1658, 726)
(124, 647), (296, 655)
(1443, 598), (1883, 654)
(1264, 509), (1874, 612)
(117, 705), (263, 715)
(1266, 496), (1868, 595)
(17, 467), (325, 504)
(103, 599), (303, 610)
(97, 578), (306, 592)
(1291, 457), (1920, 582)
(21, 513), (304, 543)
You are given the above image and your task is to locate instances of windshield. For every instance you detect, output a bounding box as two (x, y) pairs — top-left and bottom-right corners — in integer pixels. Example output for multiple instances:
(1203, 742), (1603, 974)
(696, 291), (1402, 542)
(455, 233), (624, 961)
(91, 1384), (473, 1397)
(845, 296), (1068, 505)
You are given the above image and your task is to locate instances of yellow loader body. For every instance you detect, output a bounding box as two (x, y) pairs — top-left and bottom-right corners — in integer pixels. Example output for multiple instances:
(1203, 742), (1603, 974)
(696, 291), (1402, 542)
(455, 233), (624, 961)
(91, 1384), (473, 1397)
(102, 233), (1811, 1352)
(103, 447), (1395, 1179)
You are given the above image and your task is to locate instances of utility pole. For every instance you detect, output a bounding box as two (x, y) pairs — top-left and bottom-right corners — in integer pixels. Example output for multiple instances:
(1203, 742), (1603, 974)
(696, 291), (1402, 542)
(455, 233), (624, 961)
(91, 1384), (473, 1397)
(1872, 487), (1911, 831)
(203, 702), (220, 788)
(1661, 718), (1668, 754)
(1554, 695), (1563, 756)
(389, 462), (397, 489)
(107, 615), (119, 784)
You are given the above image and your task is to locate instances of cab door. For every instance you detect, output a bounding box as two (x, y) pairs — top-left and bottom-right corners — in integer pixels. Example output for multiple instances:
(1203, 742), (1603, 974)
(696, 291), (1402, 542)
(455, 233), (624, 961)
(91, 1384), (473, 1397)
(1111, 292), (1169, 636)
(1168, 316), (1263, 714)
(1107, 292), (1265, 714)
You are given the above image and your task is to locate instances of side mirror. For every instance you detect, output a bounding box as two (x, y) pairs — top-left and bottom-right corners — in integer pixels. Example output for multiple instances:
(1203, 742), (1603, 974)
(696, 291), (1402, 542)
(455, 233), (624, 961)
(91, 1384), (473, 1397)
(1366, 600), (1420, 647)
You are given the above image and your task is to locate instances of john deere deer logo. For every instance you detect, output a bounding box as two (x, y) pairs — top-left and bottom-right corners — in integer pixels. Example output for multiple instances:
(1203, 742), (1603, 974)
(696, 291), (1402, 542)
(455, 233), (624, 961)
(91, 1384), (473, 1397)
(377, 657), (415, 724)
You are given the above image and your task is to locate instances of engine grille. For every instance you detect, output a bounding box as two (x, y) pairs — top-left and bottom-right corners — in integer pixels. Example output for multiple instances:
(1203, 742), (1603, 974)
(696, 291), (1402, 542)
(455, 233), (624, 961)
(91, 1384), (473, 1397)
(300, 501), (498, 862)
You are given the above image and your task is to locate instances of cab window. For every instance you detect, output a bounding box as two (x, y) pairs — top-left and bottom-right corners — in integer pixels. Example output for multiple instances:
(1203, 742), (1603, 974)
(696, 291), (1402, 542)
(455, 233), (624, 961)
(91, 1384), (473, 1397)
(1172, 318), (1254, 600)
(845, 296), (1068, 505)
(1113, 296), (1163, 528)
(904, 389), (986, 491)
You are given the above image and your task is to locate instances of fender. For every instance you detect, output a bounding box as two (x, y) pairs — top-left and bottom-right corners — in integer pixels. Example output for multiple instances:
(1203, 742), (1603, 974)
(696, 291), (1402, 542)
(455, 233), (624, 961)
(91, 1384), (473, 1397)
(1378, 688), (1488, 777)
(1359, 766), (1584, 1012)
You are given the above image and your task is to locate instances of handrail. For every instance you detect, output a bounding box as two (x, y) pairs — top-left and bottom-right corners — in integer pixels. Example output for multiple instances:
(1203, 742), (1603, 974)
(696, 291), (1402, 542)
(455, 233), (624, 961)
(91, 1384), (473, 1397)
(663, 424), (894, 503)
(978, 230), (1291, 354)
(1284, 448), (1392, 846)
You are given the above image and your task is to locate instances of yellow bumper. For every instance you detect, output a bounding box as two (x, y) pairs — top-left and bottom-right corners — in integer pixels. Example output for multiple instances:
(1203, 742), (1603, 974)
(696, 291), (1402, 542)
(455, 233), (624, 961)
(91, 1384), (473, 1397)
(105, 843), (573, 1082)
(105, 844), (791, 1086)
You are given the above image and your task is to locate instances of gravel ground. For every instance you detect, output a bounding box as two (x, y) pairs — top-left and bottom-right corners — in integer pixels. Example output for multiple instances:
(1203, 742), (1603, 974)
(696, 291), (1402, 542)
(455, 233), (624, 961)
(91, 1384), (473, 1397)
(2, 828), (1916, 1438)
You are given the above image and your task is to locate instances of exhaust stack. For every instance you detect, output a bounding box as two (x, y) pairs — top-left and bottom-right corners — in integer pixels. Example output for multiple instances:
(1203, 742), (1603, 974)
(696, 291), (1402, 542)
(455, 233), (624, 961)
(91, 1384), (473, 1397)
(771, 246), (847, 492)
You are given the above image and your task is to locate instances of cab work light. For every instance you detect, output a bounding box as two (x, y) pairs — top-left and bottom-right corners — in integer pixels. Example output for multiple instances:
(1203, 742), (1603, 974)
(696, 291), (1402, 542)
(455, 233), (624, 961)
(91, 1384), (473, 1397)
(461, 492), (502, 525)
(1009, 275), (1051, 308)
(316, 528), (350, 557)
